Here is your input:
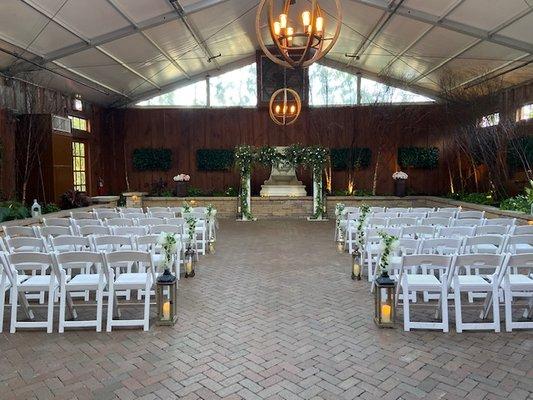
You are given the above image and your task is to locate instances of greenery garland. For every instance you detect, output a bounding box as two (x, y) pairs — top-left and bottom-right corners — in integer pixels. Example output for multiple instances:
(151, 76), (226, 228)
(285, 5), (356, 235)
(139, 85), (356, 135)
(186, 216), (197, 245)
(356, 204), (371, 250)
(257, 146), (282, 166)
(303, 146), (329, 219)
(377, 231), (399, 275)
(235, 145), (256, 220)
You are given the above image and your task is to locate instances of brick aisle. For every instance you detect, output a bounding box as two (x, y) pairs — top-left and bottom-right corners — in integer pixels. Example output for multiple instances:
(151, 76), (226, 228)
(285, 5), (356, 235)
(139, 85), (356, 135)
(1, 220), (532, 399)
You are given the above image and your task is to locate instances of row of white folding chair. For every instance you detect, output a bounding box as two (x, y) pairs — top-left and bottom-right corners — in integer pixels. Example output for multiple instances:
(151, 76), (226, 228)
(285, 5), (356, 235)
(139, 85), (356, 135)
(365, 232), (533, 281)
(0, 249), (157, 333)
(394, 253), (533, 333)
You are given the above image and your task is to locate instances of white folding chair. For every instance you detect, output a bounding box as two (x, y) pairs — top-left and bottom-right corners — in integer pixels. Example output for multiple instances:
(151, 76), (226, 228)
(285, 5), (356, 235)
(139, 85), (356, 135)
(388, 217), (418, 227)
(366, 217), (388, 228)
(401, 225), (435, 239)
(77, 225), (110, 237)
(0, 255), (31, 333)
(484, 218), (516, 227)
(97, 211), (121, 220)
(37, 226), (73, 239)
(137, 217), (166, 227)
(104, 251), (156, 331)
(72, 219), (102, 235)
(136, 234), (181, 277)
(364, 227), (402, 282)
(475, 225), (510, 236)
(397, 254), (454, 332)
(3, 225), (38, 239)
(400, 212), (427, 219)
(511, 225), (533, 235)
(5, 236), (48, 253)
(70, 211), (96, 220)
(422, 217), (452, 228)
(93, 207), (116, 214)
(428, 211), (456, 219)
(499, 253), (533, 331)
(373, 212), (398, 219)
(438, 207), (461, 216)
(106, 218), (135, 227)
(121, 212), (146, 220)
(505, 235), (533, 255)
(51, 235), (92, 253)
(457, 210), (485, 219)
(418, 238), (462, 302)
(149, 224), (183, 236)
(146, 207), (170, 214)
(168, 207), (183, 216)
(437, 226), (475, 239)
(42, 218), (71, 227)
(452, 254), (505, 333)
(370, 207), (385, 213)
(92, 235), (136, 300)
(112, 226), (147, 237)
(166, 217), (186, 227)
(454, 218), (485, 227)
(411, 207), (434, 213)
(55, 251), (107, 333)
(4, 252), (64, 333)
(150, 211), (175, 219)
(386, 207), (409, 214)
(118, 207), (143, 214)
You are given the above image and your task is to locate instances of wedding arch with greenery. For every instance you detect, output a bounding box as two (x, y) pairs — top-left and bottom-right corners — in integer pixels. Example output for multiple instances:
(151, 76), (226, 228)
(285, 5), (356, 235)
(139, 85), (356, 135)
(234, 144), (329, 221)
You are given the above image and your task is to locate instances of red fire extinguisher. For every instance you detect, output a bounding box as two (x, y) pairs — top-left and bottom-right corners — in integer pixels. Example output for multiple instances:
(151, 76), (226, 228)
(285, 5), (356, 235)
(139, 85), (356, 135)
(97, 176), (105, 196)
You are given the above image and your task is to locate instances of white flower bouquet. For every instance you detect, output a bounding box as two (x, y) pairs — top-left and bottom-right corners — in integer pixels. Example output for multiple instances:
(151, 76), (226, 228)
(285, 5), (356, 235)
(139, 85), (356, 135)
(173, 173), (191, 182)
(392, 171), (408, 180)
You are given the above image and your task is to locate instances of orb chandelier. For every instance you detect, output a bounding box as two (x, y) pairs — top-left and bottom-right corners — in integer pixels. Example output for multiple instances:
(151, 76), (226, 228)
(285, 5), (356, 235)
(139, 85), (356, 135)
(269, 88), (301, 126)
(256, 0), (342, 68)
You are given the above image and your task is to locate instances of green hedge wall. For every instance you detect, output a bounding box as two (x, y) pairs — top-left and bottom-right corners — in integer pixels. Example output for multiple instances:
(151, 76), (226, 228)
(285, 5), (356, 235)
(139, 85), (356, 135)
(507, 136), (533, 171)
(330, 148), (371, 170)
(197, 149), (235, 171)
(132, 148), (172, 171)
(398, 147), (439, 169)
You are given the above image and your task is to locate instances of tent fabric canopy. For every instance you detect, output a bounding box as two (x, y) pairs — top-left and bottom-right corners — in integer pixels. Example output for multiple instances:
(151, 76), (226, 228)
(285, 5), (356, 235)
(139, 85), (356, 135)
(0, 0), (531, 106)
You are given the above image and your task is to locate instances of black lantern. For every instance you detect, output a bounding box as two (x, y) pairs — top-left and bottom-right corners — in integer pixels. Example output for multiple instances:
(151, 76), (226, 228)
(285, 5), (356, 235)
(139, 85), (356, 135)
(350, 246), (362, 280)
(374, 272), (396, 328)
(184, 246), (197, 278)
(156, 269), (178, 326)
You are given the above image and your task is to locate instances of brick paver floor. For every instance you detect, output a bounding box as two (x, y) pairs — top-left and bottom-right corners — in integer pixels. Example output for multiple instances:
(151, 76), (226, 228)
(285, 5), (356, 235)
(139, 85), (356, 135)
(1, 220), (532, 399)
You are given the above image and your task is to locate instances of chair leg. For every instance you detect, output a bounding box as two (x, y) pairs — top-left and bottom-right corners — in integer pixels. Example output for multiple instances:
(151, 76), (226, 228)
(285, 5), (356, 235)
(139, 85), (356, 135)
(454, 288), (462, 333)
(504, 284), (513, 332)
(403, 284), (410, 332)
(143, 281), (151, 331)
(441, 285), (449, 333)
(492, 283), (500, 333)
(96, 287), (103, 333)
(59, 285), (66, 334)
(0, 290), (5, 333)
(106, 286), (114, 332)
(10, 288), (18, 333)
(47, 288), (54, 333)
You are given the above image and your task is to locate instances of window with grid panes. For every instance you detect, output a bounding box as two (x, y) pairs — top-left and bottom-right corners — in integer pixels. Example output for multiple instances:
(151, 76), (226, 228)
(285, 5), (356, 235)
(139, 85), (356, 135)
(72, 142), (87, 192)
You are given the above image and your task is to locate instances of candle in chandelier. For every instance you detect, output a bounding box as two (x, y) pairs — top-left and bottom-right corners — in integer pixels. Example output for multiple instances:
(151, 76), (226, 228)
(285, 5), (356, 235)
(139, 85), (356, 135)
(279, 13), (287, 29)
(273, 21), (281, 36)
(275, 104), (281, 115)
(381, 303), (392, 323)
(302, 10), (311, 27)
(290, 104), (296, 114)
(287, 26), (294, 45)
(162, 301), (170, 320)
(316, 16), (324, 34)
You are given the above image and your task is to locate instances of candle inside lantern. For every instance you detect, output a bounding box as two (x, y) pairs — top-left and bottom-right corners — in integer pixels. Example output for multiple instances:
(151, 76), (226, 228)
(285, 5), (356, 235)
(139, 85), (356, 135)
(302, 10), (311, 27)
(316, 16), (324, 34)
(186, 259), (193, 274)
(273, 21), (281, 36)
(352, 261), (360, 276)
(381, 303), (392, 323)
(163, 301), (170, 320)
(279, 13), (287, 29)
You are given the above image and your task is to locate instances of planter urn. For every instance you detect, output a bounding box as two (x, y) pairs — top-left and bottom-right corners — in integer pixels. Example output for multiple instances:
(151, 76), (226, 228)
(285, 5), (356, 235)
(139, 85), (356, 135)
(176, 181), (188, 197)
(394, 179), (407, 197)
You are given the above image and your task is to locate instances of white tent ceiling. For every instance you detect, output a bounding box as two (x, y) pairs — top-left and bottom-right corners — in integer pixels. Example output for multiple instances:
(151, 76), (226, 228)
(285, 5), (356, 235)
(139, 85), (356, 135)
(0, 0), (531, 106)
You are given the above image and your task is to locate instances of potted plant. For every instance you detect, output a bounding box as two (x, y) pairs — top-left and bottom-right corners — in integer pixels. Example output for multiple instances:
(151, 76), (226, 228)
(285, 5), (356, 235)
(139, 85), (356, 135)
(392, 171), (408, 197)
(173, 173), (191, 197)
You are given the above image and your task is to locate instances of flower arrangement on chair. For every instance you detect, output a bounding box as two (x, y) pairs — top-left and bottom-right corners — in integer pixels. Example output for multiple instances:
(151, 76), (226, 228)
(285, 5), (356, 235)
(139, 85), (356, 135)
(377, 231), (399, 278)
(351, 204), (370, 280)
(206, 204), (217, 253)
(157, 232), (179, 272)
